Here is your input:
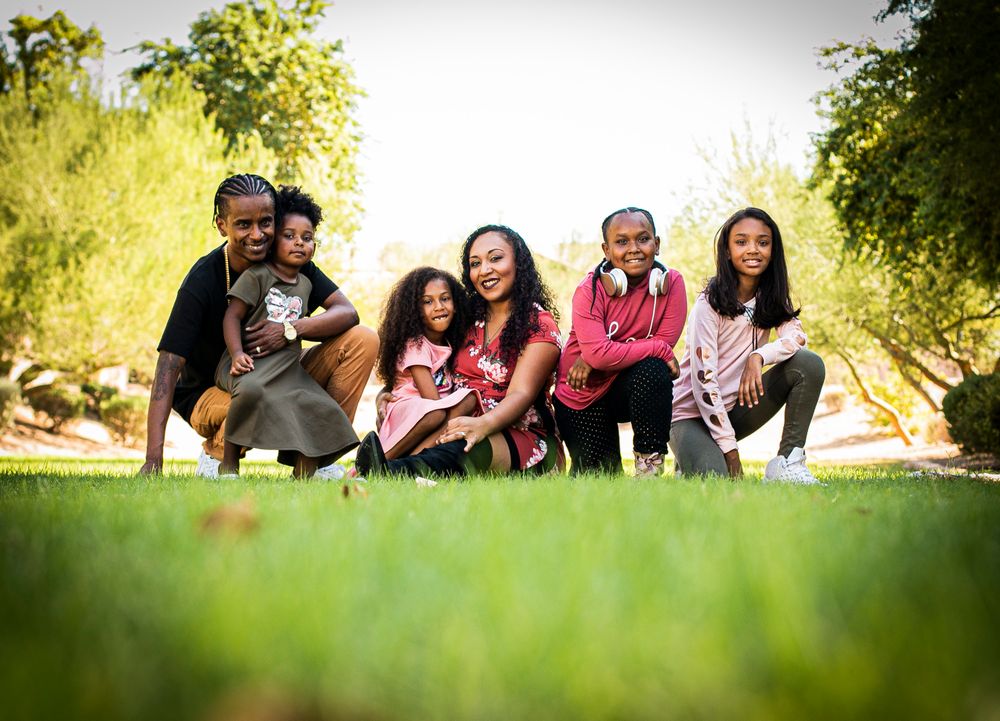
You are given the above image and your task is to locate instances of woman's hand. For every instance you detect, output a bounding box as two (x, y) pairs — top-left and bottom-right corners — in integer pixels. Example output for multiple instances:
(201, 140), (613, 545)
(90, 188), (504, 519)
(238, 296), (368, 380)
(243, 320), (285, 358)
(667, 356), (680, 379)
(738, 353), (764, 407)
(567, 357), (593, 391)
(230, 352), (254, 376)
(375, 388), (397, 431)
(723, 449), (743, 478)
(437, 415), (490, 452)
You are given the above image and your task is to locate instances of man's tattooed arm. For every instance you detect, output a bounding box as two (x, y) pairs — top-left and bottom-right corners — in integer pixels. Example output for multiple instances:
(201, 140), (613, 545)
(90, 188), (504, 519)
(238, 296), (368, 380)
(140, 351), (185, 475)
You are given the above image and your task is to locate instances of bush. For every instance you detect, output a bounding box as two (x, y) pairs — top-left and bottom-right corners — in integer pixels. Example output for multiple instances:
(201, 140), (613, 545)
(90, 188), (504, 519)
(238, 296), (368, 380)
(26, 385), (87, 431)
(82, 383), (118, 415)
(100, 395), (148, 446)
(0, 379), (20, 430)
(942, 373), (1000, 454)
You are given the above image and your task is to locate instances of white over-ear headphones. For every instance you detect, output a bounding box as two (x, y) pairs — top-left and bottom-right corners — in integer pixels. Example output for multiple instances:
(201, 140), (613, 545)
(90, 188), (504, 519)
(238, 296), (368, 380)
(598, 260), (670, 298)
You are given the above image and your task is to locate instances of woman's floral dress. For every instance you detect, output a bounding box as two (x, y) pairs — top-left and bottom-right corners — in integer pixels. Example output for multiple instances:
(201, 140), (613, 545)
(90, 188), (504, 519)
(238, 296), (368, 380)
(452, 308), (565, 471)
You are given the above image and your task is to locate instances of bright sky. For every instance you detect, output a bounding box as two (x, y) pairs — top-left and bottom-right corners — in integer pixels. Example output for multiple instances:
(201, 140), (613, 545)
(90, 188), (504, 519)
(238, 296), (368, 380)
(7, 0), (906, 253)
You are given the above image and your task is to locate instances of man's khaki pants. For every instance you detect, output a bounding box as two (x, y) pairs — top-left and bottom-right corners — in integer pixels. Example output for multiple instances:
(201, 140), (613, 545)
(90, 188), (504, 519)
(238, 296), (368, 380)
(190, 325), (379, 460)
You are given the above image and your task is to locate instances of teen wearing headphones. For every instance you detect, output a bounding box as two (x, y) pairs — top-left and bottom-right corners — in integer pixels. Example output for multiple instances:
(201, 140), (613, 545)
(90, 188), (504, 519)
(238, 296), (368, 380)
(553, 207), (687, 476)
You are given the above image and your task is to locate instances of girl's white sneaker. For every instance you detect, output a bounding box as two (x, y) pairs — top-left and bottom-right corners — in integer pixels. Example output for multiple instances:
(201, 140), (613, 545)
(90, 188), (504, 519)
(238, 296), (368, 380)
(763, 447), (823, 485)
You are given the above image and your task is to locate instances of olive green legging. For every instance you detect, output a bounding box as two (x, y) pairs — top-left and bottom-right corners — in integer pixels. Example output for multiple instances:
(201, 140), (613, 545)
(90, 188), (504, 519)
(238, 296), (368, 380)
(668, 349), (825, 476)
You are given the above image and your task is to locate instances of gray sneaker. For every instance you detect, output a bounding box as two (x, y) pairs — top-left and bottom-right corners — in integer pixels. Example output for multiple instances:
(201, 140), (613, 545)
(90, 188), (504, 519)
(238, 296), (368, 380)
(195, 449), (221, 479)
(763, 447), (823, 485)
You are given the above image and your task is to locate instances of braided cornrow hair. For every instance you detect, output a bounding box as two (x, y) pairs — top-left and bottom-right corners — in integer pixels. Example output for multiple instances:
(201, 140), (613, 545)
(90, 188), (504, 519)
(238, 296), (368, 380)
(460, 225), (558, 366)
(212, 173), (278, 224)
(590, 207), (658, 311)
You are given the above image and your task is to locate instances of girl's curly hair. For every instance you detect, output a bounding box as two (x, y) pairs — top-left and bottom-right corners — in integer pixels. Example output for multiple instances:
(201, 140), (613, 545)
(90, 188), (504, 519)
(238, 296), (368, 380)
(460, 225), (559, 365)
(376, 267), (470, 388)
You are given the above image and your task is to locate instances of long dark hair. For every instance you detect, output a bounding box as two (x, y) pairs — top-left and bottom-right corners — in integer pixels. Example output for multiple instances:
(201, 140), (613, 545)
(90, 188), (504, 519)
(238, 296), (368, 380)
(460, 225), (558, 365)
(705, 207), (799, 329)
(376, 267), (470, 388)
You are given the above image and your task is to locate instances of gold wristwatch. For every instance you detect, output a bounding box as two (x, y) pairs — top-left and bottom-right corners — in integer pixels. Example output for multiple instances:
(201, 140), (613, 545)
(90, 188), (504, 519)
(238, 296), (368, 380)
(282, 320), (297, 343)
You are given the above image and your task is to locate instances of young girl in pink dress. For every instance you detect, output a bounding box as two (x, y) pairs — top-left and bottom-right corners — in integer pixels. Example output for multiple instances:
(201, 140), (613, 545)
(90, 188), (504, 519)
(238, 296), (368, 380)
(376, 267), (481, 459)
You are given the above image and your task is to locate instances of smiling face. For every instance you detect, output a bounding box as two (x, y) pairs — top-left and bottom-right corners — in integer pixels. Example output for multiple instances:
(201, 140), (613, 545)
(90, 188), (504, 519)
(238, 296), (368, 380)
(467, 231), (516, 305)
(602, 211), (660, 283)
(419, 278), (455, 343)
(216, 194), (275, 270)
(727, 217), (773, 284)
(272, 213), (316, 269)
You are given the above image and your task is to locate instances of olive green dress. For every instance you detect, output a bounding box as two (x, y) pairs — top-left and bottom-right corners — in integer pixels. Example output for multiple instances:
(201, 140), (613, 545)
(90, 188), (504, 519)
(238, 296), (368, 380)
(215, 264), (358, 467)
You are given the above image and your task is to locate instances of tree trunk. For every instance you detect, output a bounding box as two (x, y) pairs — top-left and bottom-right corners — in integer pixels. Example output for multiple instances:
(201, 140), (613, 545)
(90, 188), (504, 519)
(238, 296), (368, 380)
(838, 351), (915, 446)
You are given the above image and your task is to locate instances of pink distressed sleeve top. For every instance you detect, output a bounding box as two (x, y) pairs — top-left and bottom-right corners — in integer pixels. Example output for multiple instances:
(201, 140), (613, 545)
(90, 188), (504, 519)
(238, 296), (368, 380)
(671, 293), (807, 453)
(555, 267), (687, 410)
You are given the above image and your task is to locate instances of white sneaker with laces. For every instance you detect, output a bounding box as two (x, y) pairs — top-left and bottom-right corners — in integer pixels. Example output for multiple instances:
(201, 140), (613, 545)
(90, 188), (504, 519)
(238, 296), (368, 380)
(763, 447), (822, 485)
(313, 463), (346, 481)
(195, 449), (221, 479)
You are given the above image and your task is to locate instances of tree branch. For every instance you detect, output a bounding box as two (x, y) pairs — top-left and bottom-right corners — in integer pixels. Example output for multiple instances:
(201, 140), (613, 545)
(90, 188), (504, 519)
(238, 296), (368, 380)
(837, 350), (914, 446)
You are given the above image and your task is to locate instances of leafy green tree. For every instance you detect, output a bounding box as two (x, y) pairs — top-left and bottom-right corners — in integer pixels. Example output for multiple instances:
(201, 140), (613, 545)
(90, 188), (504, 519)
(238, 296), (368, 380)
(0, 11), (103, 101)
(812, 0), (1000, 288)
(0, 58), (278, 376)
(131, 0), (362, 243)
(668, 130), (999, 440)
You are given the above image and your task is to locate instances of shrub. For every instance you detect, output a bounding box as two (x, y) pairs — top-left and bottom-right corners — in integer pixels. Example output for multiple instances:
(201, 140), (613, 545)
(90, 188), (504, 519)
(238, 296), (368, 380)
(0, 379), (20, 430)
(100, 395), (148, 446)
(942, 373), (1000, 455)
(26, 385), (87, 431)
(82, 383), (118, 415)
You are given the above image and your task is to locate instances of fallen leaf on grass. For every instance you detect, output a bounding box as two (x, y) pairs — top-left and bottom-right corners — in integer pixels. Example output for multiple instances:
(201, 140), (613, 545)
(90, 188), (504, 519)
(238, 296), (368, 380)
(341, 482), (370, 499)
(199, 496), (259, 537)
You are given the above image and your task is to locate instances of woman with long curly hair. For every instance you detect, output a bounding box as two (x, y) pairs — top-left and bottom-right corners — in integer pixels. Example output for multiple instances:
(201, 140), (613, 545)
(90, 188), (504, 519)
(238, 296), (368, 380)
(357, 225), (564, 477)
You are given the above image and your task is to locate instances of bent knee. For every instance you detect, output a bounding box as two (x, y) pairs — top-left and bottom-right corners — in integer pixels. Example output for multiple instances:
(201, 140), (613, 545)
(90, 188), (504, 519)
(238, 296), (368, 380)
(790, 348), (825, 382)
(345, 324), (380, 361)
(634, 356), (674, 386)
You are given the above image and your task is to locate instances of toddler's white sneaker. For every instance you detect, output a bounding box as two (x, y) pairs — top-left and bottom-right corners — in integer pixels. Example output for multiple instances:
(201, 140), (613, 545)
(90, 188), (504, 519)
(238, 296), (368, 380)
(763, 447), (823, 485)
(195, 449), (221, 479)
(313, 463), (346, 481)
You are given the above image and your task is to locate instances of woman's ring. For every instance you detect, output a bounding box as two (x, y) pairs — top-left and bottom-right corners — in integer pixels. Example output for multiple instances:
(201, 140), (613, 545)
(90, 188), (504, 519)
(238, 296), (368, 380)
(255, 346), (261, 354)
(458, 431), (466, 438)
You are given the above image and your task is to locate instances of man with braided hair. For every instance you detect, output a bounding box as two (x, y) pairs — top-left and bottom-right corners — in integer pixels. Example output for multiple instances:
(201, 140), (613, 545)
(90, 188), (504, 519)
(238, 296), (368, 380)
(140, 173), (378, 478)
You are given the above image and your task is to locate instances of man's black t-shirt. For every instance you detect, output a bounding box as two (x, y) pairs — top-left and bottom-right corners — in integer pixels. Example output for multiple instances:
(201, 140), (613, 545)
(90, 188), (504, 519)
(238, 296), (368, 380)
(157, 244), (338, 422)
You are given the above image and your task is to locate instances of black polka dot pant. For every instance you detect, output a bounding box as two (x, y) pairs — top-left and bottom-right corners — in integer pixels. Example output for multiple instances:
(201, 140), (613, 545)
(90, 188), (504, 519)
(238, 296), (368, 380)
(555, 357), (673, 474)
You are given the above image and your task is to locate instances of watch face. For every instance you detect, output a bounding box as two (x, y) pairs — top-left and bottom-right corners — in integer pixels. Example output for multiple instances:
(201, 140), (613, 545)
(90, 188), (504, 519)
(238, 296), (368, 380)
(284, 323), (296, 341)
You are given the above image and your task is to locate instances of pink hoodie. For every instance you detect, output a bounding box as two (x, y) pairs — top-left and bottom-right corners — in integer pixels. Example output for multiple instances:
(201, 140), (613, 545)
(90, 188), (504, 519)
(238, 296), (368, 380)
(671, 292), (808, 453)
(555, 267), (687, 410)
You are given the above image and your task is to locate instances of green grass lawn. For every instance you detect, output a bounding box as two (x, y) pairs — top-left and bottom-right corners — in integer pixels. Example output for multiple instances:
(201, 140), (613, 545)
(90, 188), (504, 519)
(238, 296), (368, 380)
(1, 460), (998, 721)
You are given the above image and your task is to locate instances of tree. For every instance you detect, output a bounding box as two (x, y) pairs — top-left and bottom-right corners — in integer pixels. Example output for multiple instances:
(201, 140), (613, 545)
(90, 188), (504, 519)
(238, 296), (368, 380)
(0, 11), (103, 102)
(668, 130), (999, 441)
(812, 0), (1000, 288)
(0, 14), (280, 377)
(131, 0), (363, 244)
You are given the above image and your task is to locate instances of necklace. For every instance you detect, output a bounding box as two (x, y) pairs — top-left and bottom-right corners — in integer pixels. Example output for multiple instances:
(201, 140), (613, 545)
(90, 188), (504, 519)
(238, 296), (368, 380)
(483, 315), (507, 350)
(223, 246), (232, 305)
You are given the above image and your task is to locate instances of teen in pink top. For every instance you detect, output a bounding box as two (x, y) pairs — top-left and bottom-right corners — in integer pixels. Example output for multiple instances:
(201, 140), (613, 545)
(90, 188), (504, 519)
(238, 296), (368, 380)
(668, 207), (825, 483)
(553, 208), (687, 476)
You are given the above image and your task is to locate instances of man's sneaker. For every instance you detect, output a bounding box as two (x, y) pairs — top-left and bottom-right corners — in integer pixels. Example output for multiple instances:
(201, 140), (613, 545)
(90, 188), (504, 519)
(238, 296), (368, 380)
(763, 447), (823, 485)
(313, 463), (346, 481)
(355, 431), (386, 477)
(195, 449), (221, 479)
(634, 451), (664, 477)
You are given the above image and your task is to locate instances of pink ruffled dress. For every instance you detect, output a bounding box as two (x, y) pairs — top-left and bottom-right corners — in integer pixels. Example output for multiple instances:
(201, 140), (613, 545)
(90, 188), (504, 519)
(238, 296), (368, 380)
(378, 337), (480, 452)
